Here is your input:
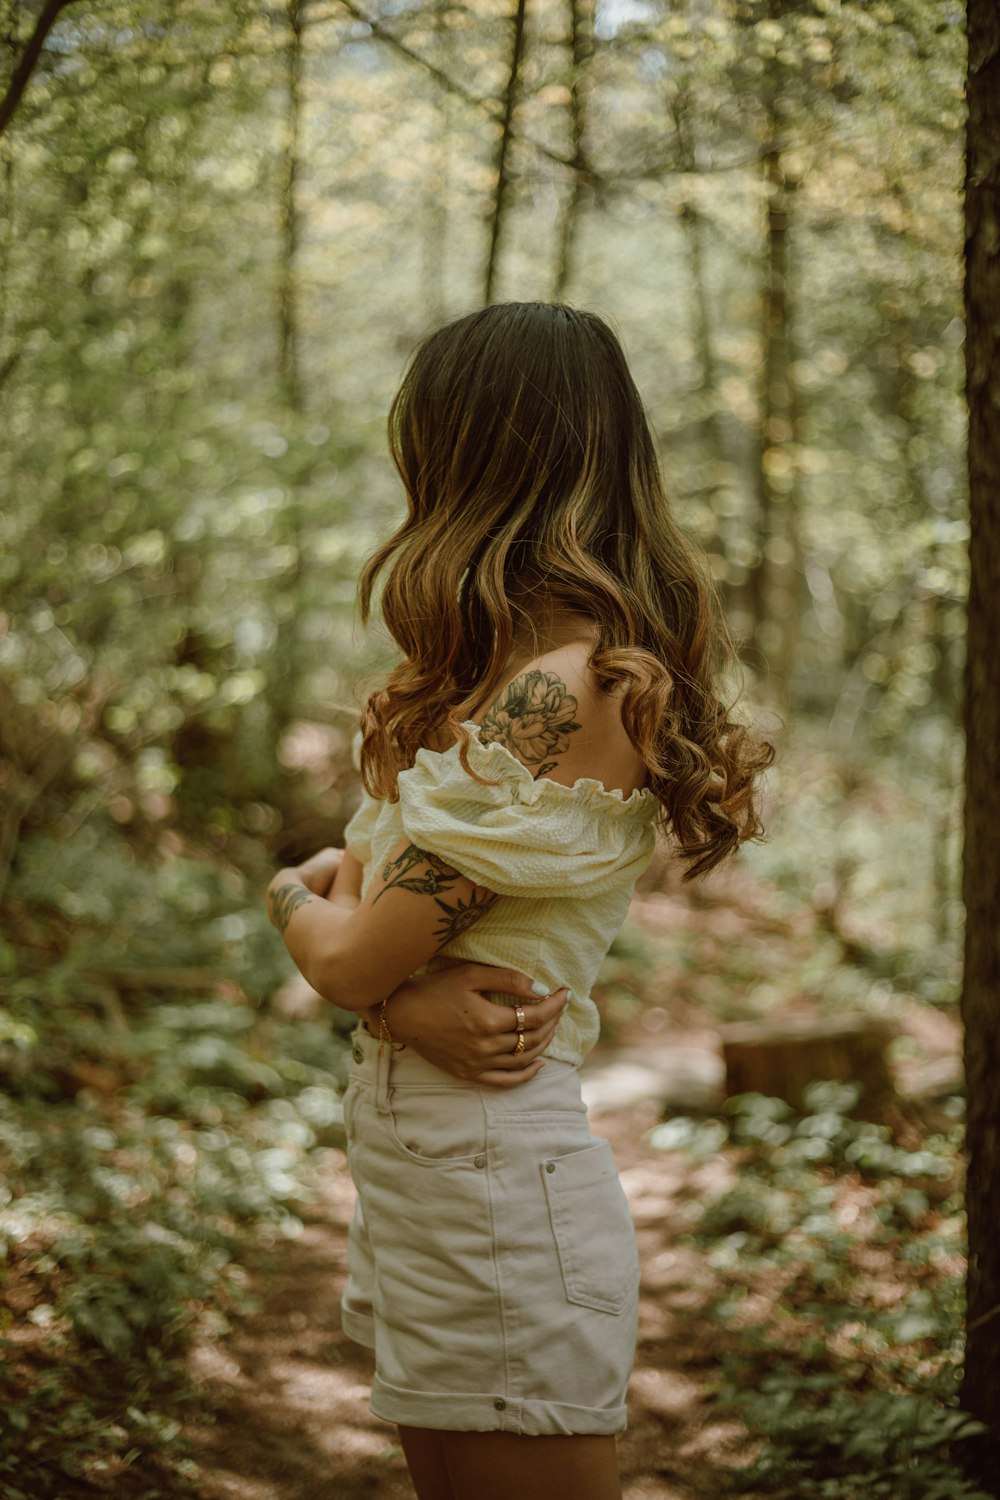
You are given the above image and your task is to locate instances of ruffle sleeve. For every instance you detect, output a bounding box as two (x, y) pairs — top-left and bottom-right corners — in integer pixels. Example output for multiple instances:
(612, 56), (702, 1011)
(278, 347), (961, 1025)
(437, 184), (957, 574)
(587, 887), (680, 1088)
(341, 728), (382, 867)
(394, 720), (659, 899)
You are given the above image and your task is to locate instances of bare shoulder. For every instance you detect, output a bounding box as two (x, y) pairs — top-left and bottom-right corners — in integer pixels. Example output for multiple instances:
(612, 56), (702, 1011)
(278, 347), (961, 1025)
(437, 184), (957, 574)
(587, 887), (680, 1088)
(474, 641), (648, 796)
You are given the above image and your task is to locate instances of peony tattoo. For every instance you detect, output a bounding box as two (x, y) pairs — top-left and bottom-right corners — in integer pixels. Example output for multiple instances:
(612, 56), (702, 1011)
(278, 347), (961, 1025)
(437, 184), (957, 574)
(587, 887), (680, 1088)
(479, 670), (582, 779)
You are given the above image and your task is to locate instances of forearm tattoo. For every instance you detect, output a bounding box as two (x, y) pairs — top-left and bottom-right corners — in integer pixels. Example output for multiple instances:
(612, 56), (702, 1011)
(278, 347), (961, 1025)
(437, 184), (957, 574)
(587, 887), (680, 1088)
(374, 842), (500, 951)
(478, 669), (581, 780)
(269, 881), (314, 933)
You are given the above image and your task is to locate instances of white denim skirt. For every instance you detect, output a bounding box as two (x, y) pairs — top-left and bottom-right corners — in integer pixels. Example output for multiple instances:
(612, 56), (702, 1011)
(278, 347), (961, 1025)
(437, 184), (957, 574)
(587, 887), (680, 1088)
(339, 1024), (640, 1436)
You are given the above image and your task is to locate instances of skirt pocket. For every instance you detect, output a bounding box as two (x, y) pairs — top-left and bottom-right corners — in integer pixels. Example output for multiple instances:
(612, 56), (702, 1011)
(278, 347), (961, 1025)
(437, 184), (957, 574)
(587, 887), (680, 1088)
(541, 1138), (640, 1314)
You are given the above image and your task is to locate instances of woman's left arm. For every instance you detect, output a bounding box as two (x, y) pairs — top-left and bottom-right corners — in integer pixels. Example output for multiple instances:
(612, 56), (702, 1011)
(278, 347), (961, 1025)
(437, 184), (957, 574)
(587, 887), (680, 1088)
(267, 839), (502, 1014)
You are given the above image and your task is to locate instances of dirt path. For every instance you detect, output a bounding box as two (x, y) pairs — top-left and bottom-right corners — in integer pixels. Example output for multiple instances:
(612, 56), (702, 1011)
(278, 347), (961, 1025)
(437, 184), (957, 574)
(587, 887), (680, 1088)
(182, 1080), (755, 1500)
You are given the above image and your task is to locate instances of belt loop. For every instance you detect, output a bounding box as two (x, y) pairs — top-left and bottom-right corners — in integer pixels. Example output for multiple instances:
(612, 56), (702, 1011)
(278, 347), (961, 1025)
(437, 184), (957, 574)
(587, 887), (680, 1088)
(374, 1039), (391, 1114)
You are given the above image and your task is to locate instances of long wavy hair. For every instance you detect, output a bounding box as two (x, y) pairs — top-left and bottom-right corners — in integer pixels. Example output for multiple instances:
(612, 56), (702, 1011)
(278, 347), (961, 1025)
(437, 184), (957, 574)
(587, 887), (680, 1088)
(354, 302), (773, 879)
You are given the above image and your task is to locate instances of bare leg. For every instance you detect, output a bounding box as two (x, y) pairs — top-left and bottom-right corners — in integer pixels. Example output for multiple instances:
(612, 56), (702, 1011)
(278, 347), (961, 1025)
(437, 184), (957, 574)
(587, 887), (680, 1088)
(442, 1431), (622, 1500)
(397, 1426), (456, 1500)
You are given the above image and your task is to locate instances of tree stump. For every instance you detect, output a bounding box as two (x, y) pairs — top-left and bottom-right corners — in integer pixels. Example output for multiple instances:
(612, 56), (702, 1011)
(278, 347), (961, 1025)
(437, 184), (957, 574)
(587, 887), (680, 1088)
(719, 1013), (897, 1117)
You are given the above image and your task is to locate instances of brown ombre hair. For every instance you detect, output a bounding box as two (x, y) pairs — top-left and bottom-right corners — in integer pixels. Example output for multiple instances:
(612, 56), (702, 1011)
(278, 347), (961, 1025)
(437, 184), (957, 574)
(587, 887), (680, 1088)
(354, 302), (773, 879)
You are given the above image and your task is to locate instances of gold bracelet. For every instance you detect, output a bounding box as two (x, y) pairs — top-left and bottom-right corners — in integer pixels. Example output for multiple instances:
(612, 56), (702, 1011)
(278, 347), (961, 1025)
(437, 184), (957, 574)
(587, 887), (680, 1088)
(377, 997), (405, 1055)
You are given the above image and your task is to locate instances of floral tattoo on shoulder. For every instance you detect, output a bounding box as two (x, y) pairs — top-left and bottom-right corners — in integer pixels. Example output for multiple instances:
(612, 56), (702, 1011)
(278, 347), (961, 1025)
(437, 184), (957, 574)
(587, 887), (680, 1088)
(479, 669), (581, 779)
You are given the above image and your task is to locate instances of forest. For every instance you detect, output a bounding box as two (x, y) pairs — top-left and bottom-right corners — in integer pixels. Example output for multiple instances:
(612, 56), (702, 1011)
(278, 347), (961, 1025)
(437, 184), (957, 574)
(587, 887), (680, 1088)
(1, 1), (996, 1497)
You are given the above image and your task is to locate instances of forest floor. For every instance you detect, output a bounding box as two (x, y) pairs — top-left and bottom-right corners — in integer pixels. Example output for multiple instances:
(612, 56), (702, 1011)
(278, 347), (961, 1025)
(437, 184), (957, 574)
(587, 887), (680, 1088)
(1, 794), (967, 1500)
(179, 1053), (758, 1500)
(168, 853), (964, 1500)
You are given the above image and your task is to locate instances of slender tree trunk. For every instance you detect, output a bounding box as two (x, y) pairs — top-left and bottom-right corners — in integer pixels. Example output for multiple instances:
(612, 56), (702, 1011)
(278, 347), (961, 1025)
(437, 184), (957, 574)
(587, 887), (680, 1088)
(278, 0), (305, 413)
(0, 0), (81, 137)
(669, 96), (725, 462)
(270, 0), (307, 736)
(552, 0), (590, 300)
(0, 132), (16, 392)
(484, 0), (528, 305)
(748, 129), (802, 695)
(960, 0), (1000, 1482)
(421, 0), (452, 325)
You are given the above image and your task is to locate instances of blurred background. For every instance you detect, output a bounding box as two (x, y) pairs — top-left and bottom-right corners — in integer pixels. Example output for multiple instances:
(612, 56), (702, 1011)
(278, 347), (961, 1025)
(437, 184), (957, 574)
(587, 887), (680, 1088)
(0, 3), (975, 1497)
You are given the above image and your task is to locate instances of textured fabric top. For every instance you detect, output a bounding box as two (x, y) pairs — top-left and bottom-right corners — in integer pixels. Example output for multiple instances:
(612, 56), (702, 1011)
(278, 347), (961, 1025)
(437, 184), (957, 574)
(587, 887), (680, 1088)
(341, 721), (659, 1066)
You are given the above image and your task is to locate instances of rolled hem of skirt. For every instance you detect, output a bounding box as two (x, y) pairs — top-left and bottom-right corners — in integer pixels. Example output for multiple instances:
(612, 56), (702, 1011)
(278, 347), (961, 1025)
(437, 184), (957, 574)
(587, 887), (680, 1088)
(370, 1374), (628, 1436)
(340, 1300), (376, 1350)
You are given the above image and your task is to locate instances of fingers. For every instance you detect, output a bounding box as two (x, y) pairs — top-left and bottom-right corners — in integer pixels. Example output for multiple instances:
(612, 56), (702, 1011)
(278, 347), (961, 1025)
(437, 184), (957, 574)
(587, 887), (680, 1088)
(466, 966), (562, 1003)
(519, 988), (569, 1031)
(486, 1027), (557, 1069)
(477, 1059), (547, 1089)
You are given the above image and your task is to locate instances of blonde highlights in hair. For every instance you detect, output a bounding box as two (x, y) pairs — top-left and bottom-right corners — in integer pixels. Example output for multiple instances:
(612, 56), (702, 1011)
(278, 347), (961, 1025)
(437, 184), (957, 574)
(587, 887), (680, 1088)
(355, 302), (773, 879)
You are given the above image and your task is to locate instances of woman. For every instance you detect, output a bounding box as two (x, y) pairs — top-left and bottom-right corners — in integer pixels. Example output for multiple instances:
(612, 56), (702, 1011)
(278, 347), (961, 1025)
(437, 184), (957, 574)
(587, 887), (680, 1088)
(267, 302), (773, 1500)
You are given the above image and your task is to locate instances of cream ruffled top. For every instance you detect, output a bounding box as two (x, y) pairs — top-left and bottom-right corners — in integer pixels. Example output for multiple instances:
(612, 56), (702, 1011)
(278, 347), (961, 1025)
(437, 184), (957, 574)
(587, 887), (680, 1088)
(341, 721), (660, 1067)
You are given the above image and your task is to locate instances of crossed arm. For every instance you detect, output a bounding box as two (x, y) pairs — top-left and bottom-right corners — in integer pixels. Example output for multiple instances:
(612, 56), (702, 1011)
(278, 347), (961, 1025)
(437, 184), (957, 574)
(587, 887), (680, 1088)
(270, 841), (569, 1083)
(267, 834), (503, 1014)
(267, 648), (633, 1045)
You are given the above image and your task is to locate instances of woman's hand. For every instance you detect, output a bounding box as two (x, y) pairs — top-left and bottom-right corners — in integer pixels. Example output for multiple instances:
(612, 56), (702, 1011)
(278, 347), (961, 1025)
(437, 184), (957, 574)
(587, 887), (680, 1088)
(285, 846), (344, 899)
(369, 963), (570, 1088)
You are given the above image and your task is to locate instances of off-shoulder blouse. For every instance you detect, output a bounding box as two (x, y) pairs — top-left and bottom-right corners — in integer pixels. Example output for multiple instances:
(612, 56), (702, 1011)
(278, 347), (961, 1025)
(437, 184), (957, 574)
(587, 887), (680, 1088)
(341, 721), (659, 1067)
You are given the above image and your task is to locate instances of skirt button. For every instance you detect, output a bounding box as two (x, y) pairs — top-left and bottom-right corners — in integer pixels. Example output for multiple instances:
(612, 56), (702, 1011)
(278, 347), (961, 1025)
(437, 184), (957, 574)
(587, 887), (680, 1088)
(474, 1154), (487, 1169)
(493, 1398), (506, 1411)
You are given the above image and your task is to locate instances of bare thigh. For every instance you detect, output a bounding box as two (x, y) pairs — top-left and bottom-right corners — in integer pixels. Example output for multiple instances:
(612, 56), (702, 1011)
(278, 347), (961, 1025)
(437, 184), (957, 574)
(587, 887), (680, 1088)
(398, 1426), (622, 1500)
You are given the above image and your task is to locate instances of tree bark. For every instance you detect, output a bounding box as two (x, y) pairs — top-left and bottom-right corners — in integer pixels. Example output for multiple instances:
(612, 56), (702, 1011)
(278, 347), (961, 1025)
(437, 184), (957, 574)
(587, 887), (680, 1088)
(270, 0), (308, 738)
(552, 0), (591, 300)
(278, 0), (305, 414)
(0, 0), (82, 137)
(747, 131), (802, 697)
(421, 0), (452, 325)
(484, 0), (528, 306)
(960, 0), (1000, 1479)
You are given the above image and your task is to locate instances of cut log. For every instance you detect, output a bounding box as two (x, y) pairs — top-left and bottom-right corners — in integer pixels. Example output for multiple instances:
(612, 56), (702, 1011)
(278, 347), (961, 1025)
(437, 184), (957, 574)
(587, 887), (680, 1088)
(719, 1013), (897, 1117)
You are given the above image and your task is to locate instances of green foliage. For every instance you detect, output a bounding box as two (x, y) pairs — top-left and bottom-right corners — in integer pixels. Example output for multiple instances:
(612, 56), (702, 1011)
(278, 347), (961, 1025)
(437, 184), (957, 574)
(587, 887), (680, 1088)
(0, 0), (968, 877)
(652, 1082), (982, 1498)
(728, 1379), (989, 1498)
(8, 820), (287, 1005)
(0, 1), (975, 1491)
(0, 839), (349, 1495)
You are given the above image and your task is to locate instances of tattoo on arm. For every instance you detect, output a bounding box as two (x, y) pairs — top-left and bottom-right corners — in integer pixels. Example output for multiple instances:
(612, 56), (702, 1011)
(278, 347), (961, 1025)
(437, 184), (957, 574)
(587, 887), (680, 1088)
(372, 842), (501, 952)
(373, 843), (461, 904)
(478, 669), (581, 780)
(431, 887), (501, 948)
(269, 882), (314, 934)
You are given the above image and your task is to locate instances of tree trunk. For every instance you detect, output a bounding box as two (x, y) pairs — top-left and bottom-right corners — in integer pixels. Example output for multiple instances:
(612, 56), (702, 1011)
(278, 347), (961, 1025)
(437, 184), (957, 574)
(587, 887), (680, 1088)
(552, 0), (591, 300)
(484, 0), (528, 305)
(747, 132), (802, 697)
(269, 0), (307, 738)
(278, 0), (305, 414)
(960, 0), (1000, 1480)
(0, 0), (82, 137)
(421, 0), (452, 325)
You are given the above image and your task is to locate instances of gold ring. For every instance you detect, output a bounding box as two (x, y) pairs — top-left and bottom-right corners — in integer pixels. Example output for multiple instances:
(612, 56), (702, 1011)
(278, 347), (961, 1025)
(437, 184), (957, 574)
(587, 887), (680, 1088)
(514, 1006), (526, 1033)
(514, 1032), (526, 1055)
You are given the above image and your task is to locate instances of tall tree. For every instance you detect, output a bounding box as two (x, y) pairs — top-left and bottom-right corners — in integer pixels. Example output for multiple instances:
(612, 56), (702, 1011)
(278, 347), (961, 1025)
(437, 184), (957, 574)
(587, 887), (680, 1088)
(484, 0), (527, 305)
(960, 0), (1000, 1478)
(278, 0), (305, 413)
(743, 0), (803, 697)
(0, 0), (81, 137)
(552, 0), (591, 300)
